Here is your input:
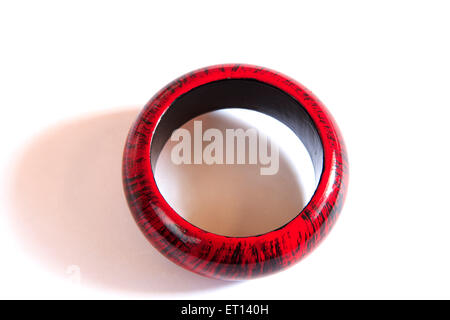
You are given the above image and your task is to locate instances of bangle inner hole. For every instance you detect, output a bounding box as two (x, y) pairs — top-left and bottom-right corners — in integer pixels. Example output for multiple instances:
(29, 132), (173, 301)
(151, 79), (323, 237)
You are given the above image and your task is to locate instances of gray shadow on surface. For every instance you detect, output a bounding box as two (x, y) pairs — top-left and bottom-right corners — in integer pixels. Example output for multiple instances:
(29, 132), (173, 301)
(7, 107), (233, 294)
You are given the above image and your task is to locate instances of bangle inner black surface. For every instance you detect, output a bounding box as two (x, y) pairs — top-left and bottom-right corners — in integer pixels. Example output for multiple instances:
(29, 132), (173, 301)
(150, 79), (324, 184)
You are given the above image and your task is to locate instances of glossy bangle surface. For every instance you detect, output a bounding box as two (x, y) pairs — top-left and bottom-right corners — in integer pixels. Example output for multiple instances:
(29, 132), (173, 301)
(122, 64), (348, 280)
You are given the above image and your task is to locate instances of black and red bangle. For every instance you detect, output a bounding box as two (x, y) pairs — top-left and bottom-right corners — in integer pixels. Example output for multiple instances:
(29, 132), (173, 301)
(122, 64), (348, 280)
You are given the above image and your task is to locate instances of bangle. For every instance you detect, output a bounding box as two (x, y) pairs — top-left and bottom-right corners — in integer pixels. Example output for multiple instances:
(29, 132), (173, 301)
(122, 64), (348, 280)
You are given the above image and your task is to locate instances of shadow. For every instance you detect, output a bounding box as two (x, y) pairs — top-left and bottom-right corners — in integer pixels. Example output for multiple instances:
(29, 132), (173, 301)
(7, 107), (232, 294)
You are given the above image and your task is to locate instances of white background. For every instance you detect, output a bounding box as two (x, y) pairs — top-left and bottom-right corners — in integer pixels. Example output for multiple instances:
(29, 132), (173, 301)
(1, 1), (449, 299)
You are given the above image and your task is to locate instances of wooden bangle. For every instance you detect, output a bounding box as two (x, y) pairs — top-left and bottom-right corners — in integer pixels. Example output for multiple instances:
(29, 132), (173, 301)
(122, 64), (348, 280)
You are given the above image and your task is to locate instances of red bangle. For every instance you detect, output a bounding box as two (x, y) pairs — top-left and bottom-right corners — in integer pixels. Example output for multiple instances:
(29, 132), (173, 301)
(122, 64), (348, 280)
